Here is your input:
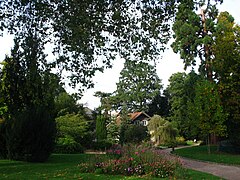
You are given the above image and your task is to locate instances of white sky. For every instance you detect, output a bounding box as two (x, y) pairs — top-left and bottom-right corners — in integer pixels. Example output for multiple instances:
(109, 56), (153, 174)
(0, 1), (239, 109)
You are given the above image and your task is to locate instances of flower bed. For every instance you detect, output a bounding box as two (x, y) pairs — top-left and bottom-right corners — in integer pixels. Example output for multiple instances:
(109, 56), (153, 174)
(78, 144), (182, 178)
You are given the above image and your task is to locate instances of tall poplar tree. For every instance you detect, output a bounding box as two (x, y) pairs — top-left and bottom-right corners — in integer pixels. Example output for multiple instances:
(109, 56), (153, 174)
(96, 115), (107, 142)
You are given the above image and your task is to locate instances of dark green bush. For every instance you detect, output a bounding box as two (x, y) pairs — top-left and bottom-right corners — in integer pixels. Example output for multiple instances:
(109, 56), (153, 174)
(5, 105), (56, 162)
(123, 124), (149, 144)
(219, 140), (240, 154)
(93, 140), (112, 151)
(0, 119), (7, 159)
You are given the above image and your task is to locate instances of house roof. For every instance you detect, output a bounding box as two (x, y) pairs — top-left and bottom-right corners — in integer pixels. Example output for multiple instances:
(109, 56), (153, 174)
(116, 111), (151, 126)
(129, 111), (151, 121)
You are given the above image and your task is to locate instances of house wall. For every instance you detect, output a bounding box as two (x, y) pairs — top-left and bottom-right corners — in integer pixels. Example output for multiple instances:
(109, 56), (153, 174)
(133, 114), (149, 126)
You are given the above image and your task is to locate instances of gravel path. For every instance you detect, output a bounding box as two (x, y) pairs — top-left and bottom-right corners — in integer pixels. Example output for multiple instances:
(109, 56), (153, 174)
(163, 147), (240, 180)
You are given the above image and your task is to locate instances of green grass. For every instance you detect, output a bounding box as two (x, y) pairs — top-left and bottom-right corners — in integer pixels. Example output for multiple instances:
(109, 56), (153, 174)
(0, 153), (222, 179)
(174, 145), (240, 166)
(184, 169), (224, 180)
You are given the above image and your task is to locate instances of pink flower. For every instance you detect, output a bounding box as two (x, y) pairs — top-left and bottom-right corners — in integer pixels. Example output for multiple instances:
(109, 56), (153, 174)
(135, 151), (139, 155)
(115, 150), (121, 154)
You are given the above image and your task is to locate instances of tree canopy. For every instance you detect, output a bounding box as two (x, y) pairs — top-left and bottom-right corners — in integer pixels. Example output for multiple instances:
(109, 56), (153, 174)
(171, 0), (223, 80)
(0, 0), (176, 91)
(167, 71), (201, 139)
(148, 115), (177, 146)
(213, 12), (240, 146)
(113, 60), (162, 112)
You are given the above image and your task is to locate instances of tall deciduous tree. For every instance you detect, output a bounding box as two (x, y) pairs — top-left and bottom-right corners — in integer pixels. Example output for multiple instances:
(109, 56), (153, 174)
(55, 92), (79, 117)
(193, 79), (227, 153)
(114, 60), (162, 112)
(167, 71), (201, 139)
(0, 0), (176, 91)
(213, 12), (240, 147)
(55, 113), (90, 152)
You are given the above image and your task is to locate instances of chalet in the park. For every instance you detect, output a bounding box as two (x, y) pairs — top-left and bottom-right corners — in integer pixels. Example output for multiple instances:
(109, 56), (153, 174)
(116, 111), (151, 126)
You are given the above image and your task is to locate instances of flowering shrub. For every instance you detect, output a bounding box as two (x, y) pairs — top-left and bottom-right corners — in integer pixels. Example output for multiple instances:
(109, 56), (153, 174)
(78, 144), (182, 178)
(106, 144), (122, 156)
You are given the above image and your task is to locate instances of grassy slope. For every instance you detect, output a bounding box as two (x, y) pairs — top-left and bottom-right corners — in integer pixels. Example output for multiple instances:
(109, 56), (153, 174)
(0, 154), (222, 179)
(174, 145), (240, 166)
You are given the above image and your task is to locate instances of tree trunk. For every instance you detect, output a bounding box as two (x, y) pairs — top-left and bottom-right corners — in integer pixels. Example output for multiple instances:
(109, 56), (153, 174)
(207, 134), (211, 154)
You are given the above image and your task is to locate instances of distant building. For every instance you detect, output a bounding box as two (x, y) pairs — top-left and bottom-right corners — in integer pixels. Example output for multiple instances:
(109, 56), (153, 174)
(83, 107), (94, 119)
(116, 111), (151, 126)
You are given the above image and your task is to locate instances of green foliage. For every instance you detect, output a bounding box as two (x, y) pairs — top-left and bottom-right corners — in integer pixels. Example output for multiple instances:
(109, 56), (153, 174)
(171, 0), (222, 79)
(118, 104), (131, 145)
(171, 1), (201, 68)
(123, 125), (149, 144)
(213, 12), (240, 146)
(176, 136), (187, 146)
(0, 34), (56, 162)
(106, 117), (120, 144)
(93, 140), (112, 151)
(167, 71), (202, 139)
(96, 115), (107, 142)
(194, 80), (227, 138)
(4, 105), (55, 162)
(55, 113), (90, 151)
(0, 0), (175, 91)
(148, 115), (177, 146)
(55, 92), (79, 117)
(94, 91), (112, 117)
(147, 90), (170, 117)
(0, 119), (7, 158)
(113, 60), (162, 112)
(167, 71), (227, 148)
(172, 7), (240, 148)
(55, 135), (84, 154)
(190, 79), (227, 153)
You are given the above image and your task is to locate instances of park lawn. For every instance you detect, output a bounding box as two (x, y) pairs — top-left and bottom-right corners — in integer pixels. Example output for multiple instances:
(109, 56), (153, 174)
(174, 145), (240, 165)
(0, 153), (222, 179)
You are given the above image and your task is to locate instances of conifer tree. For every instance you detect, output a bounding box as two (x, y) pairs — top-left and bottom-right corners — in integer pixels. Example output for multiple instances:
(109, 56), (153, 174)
(96, 115), (107, 142)
(1, 33), (56, 162)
